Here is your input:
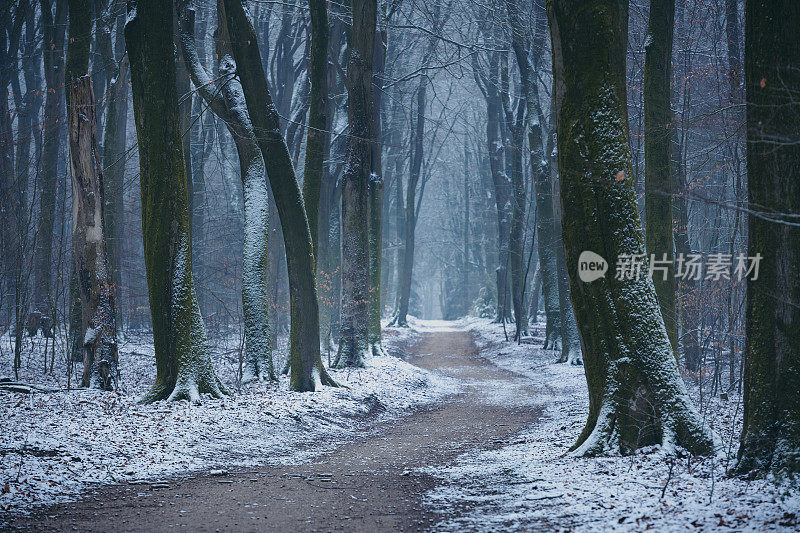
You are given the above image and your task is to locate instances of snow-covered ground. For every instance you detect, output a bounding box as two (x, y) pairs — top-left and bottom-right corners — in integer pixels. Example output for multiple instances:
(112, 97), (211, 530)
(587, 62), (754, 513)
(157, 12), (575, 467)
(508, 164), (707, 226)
(420, 317), (800, 532)
(0, 325), (457, 517)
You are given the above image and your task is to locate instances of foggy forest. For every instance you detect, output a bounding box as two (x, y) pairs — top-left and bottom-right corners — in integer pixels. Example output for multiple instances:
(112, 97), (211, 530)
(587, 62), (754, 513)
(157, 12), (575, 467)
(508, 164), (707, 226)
(1, 0), (799, 530)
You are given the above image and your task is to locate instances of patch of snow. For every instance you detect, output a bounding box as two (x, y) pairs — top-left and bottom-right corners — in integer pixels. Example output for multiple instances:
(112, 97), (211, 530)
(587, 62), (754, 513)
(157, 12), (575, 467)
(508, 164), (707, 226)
(418, 318), (800, 532)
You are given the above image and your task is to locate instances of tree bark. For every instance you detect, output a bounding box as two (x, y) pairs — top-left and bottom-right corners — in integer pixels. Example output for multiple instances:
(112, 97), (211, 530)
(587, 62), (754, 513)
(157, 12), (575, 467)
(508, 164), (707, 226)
(125, 0), (226, 402)
(737, 0), (800, 474)
(550, 0), (715, 456)
(302, 0), (329, 258)
(334, 0), (377, 367)
(505, 0), (560, 344)
(68, 76), (119, 390)
(644, 0), (678, 359)
(368, 25), (387, 356)
(98, 0), (128, 335)
(221, 0), (337, 390)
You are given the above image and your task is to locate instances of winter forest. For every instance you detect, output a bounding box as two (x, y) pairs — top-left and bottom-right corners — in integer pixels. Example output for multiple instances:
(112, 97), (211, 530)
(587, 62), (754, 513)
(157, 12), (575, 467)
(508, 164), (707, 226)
(1, 0), (799, 530)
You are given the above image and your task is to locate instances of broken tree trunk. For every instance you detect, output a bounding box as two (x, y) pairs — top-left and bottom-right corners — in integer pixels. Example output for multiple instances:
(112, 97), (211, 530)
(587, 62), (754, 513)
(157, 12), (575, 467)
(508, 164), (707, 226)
(68, 76), (119, 390)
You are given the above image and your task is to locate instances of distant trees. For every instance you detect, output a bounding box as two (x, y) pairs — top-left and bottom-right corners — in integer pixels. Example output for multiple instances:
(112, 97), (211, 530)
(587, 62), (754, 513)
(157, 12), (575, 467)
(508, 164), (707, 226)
(738, 0), (800, 474)
(550, 0), (715, 455)
(34, 0), (66, 321)
(126, 0), (225, 402)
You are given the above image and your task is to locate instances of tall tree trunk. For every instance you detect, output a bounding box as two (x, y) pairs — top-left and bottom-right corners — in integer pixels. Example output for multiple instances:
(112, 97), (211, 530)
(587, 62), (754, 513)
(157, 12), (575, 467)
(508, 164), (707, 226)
(550, 0), (715, 456)
(334, 0), (376, 367)
(737, 0), (800, 475)
(554, 182), (582, 365)
(368, 25), (386, 356)
(462, 144), (472, 316)
(644, 0), (678, 359)
(99, 0), (128, 336)
(68, 76), (119, 390)
(0, 1), (25, 347)
(302, 0), (329, 258)
(34, 0), (67, 315)
(221, 0), (337, 390)
(487, 78), (512, 325)
(125, 0), (226, 402)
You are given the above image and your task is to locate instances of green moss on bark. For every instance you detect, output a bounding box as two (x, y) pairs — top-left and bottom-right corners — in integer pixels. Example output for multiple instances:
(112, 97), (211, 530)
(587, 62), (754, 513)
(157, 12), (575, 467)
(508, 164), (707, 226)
(126, 0), (226, 403)
(550, 0), (714, 456)
(737, 0), (800, 475)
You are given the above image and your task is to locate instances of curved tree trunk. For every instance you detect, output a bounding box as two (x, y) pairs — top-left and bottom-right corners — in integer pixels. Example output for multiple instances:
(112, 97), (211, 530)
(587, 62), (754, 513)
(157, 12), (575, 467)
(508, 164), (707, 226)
(737, 0), (800, 475)
(221, 0), (337, 390)
(178, 5), (275, 382)
(125, 0), (226, 403)
(550, 0), (715, 456)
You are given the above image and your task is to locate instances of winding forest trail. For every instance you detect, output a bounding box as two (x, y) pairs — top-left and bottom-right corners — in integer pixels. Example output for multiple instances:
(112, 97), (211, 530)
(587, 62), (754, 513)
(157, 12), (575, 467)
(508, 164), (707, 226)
(13, 324), (543, 532)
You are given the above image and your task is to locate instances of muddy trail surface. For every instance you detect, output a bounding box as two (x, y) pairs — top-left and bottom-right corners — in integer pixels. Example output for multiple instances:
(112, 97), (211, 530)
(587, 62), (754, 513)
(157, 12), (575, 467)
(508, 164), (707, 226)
(8, 325), (542, 532)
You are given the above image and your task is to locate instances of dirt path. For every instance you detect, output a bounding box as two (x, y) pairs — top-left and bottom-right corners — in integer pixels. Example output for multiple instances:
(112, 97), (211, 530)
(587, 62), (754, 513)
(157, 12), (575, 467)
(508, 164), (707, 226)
(8, 325), (541, 532)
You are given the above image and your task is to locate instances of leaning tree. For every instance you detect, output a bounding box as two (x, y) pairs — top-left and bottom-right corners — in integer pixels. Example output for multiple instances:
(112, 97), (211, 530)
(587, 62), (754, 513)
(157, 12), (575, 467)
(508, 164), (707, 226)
(549, 0), (715, 456)
(221, 0), (337, 390)
(177, 2), (274, 382)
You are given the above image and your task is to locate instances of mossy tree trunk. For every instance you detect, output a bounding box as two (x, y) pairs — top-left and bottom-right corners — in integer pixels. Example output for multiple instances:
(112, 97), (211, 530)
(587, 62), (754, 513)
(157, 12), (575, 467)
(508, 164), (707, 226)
(125, 0), (226, 402)
(221, 0), (337, 390)
(643, 0), (678, 359)
(177, 3), (275, 382)
(737, 0), (800, 475)
(368, 26), (387, 356)
(334, 0), (376, 367)
(549, 0), (715, 456)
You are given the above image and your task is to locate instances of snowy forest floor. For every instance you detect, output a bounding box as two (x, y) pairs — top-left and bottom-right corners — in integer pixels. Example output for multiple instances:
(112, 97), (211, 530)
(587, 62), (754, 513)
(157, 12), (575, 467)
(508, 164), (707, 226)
(2, 318), (799, 531)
